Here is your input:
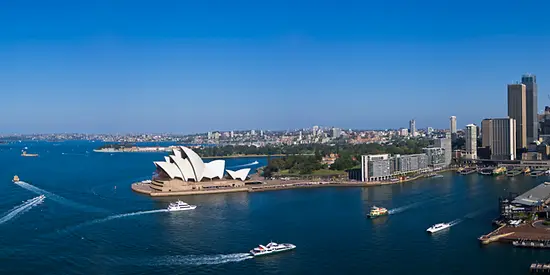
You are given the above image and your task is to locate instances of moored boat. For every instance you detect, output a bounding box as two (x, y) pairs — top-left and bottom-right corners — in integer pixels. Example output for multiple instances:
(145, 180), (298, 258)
(493, 166), (506, 176)
(479, 168), (494, 175)
(249, 242), (296, 257)
(367, 206), (388, 218)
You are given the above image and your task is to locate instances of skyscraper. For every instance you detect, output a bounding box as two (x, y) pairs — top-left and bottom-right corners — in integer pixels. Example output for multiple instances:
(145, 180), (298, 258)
(483, 118), (516, 160)
(507, 83), (527, 148)
(481, 119), (493, 148)
(450, 116), (457, 134)
(465, 124), (477, 159)
(409, 119), (416, 137)
(521, 74), (538, 143)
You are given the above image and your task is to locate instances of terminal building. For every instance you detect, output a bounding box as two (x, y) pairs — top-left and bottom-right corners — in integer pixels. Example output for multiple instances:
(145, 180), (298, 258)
(499, 182), (550, 221)
(151, 146), (251, 192)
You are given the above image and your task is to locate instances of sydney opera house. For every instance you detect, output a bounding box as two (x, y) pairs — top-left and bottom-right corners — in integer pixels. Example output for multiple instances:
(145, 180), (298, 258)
(149, 146), (251, 192)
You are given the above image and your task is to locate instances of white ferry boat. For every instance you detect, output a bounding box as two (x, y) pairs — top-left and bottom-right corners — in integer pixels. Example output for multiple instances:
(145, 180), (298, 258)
(249, 242), (296, 257)
(167, 200), (196, 212)
(426, 223), (451, 233)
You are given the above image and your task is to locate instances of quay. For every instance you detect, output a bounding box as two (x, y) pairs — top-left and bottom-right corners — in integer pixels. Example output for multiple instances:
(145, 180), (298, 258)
(481, 182), (550, 246)
(132, 170), (454, 197)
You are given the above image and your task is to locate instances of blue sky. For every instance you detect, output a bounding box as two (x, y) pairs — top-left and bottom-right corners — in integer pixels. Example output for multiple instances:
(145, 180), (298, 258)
(2, 0), (550, 133)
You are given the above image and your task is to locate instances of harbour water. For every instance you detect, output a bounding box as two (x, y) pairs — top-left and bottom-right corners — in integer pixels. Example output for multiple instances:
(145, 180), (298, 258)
(1, 141), (550, 274)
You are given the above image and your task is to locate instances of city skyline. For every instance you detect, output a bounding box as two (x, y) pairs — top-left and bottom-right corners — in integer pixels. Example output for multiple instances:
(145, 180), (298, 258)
(3, 1), (550, 133)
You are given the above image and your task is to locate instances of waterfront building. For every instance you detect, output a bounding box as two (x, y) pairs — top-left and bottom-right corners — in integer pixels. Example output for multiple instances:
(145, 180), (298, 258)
(394, 154), (428, 173)
(483, 118), (516, 160)
(361, 154), (392, 182)
(409, 119), (417, 137)
(464, 124), (477, 159)
(434, 137), (452, 166)
(508, 83), (527, 148)
(423, 147), (445, 168)
(151, 146), (251, 192)
(360, 153), (429, 182)
(522, 74), (538, 143)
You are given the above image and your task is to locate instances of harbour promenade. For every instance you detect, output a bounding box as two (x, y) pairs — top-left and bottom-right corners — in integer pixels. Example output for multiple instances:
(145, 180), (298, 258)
(131, 168), (457, 197)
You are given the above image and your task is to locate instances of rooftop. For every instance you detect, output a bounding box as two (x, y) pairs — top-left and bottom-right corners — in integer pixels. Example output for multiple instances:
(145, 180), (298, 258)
(512, 182), (550, 206)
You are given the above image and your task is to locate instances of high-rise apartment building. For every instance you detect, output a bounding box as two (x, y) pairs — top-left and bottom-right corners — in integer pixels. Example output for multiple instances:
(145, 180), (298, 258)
(508, 83), (527, 148)
(409, 119), (416, 137)
(465, 124), (477, 159)
(450, 116), (457, 134)
(482, 118), (516, 160)
(521, 74), (538, 143)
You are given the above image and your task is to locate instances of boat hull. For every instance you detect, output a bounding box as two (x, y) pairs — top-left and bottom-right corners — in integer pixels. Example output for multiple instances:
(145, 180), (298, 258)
(167, 205), (197, 212)
(367, 213), (388, 219)
(427, 225), (450, 234)
(250, 245), (296, 257)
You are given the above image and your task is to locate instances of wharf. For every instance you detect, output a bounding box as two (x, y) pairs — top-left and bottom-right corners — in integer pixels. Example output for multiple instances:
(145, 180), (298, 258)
(479, 222), (550, 245)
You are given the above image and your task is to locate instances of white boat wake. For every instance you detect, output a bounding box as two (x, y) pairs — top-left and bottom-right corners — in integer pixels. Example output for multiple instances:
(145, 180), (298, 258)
(0, 195), (45, 225)
(228, 161), (259, 168)
(449, 219), (462, 226)
(15, 181), (105, 213)
(152, 253), (253, 266)
(388, 202), (422, 215)
(59, 209), (169, 234)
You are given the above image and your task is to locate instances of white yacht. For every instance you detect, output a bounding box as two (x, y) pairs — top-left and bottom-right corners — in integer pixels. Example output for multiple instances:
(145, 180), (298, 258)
(249, 242), (296, 257)
(167, 200), (196, 212)
(426, 223), (451, 233)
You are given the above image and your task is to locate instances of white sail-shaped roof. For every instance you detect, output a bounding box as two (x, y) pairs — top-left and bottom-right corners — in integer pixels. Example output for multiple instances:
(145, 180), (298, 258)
(203, 160), (225, 179)
(155, 161), (184, 179)
(170, 155), (196, 181)
(226, 168), (251, 181)
(181, 146), (205, 181)
(172, 148), (182, 159)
